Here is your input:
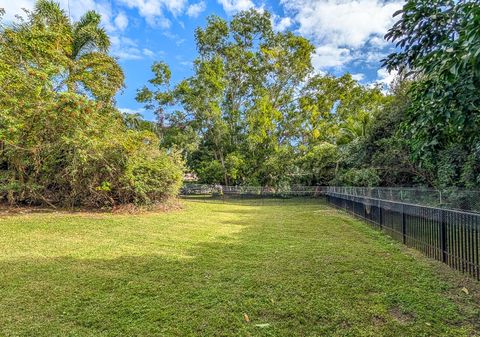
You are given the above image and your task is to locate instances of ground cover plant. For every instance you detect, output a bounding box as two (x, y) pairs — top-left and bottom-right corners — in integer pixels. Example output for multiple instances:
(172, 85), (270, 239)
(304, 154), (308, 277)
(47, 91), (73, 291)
(0, 198), (479, 336)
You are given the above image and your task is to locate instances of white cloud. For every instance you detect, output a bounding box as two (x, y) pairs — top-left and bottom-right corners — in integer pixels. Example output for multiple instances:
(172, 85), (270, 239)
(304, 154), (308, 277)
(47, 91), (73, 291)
(281, 0), (402, 48)
(0, 0), (35, 22)
(114, 12), (129, 31)
(312, 44), (352, 69)
(217, 0), (255, 14)
(376, 68), (397, 87)
(111, 36), (158, 60)
(272, 15), (293, 32)
(351, 73), (365, 81)
(163, 31), (186, 46)
(110, 36), (140, 60)
(142, 48), (155, 57)
(118, 0), (187, 27)
(186, 1), (206, 17)
(369, 36), (388, 48)
(281, 0), (403, 71)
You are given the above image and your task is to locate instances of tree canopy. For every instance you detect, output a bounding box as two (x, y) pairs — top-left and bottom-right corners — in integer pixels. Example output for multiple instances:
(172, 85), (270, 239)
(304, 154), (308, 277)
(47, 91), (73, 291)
(138, 10), (387, 187)
(383, 0), (480, 188)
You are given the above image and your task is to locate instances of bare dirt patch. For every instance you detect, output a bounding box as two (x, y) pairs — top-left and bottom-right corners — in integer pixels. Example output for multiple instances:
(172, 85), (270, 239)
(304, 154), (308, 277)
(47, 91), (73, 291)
(389, 307), (415, 324)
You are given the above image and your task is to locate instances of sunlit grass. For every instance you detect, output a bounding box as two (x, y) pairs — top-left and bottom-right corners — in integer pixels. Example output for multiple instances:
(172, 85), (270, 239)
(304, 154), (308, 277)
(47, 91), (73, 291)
(0, 199), (478, 336)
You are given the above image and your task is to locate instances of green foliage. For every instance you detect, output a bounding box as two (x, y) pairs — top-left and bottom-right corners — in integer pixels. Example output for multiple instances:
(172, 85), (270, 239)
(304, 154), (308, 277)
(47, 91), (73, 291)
(334, 168), (381, 187)
(384, 0), (480, 188)
(136, 61), (174, 125)
(5, 1), (476, 194)
(197, 160), (225, 184)
(123, 140), (184, 204)
(140, 10), (393, 187)
(138, 9), (318, 186)
(0, 1), (183, 207)
(297, 142), (339, 186)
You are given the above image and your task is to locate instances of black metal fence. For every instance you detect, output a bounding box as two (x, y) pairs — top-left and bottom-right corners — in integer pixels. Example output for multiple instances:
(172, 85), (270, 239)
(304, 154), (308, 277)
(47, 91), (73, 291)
(181, 184), (324, 199)
(326, 186), (480, 213)
(326, 192), (480, 280)
(181, 184), (480, 279)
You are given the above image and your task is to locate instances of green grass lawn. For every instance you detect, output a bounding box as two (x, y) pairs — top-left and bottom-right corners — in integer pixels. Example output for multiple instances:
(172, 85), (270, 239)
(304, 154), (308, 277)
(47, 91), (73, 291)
(0, 198), (479, 336)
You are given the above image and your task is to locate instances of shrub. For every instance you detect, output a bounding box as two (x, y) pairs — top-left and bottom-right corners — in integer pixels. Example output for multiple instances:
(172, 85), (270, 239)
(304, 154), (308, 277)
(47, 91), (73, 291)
(122, 136), (184, 204)
(333, 168), (380, 187)
(0, 94), (184, 207)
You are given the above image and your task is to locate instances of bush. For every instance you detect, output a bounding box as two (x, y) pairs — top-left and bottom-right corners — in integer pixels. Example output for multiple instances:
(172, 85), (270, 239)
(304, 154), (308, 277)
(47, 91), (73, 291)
(122, 139), (184, 204)
(0, 3), (184, 208)
(0, 94), (184, 207)
(333, 168), (380, 187)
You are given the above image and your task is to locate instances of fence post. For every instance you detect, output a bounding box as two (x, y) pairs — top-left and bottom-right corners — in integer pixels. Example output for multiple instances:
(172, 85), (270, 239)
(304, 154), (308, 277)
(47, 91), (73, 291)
(379, 205), (383, 229)
(402, 204), (407, 244)
(441, 209), (447, 263)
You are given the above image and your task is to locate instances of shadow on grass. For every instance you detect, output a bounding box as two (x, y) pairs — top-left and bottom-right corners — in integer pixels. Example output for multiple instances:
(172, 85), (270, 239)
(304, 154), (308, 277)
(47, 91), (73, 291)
(0, 201), (478, 337)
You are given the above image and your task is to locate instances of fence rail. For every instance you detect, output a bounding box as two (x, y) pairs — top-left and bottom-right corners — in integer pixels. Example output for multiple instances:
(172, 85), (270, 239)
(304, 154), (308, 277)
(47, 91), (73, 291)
(180, 183), (480, 280)
(181, 184), (325, 198)
(325, 186), (480, 213)
(325, 192), (480, 280)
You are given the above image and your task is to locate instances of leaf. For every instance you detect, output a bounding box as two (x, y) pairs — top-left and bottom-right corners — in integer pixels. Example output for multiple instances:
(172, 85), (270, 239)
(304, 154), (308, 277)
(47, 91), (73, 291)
(243, 313), (250, 322)
(392, 9), (404, 17)
(461, 287), (469, 295)
(255, 323), (270, 328)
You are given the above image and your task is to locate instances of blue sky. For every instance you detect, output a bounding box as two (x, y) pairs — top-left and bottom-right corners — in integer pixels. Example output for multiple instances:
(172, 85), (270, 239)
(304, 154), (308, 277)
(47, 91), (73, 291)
(3, 0), (404, 120)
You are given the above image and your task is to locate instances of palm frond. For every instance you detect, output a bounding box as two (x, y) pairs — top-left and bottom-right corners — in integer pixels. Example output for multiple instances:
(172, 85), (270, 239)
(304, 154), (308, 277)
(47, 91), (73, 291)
(32, 0), (69, 28)
(71, 11), (110, 59)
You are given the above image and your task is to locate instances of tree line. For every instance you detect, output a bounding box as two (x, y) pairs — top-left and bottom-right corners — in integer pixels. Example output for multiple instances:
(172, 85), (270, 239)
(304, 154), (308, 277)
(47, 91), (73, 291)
(1, 0), (479, 207)
(136, 0), (480, 189)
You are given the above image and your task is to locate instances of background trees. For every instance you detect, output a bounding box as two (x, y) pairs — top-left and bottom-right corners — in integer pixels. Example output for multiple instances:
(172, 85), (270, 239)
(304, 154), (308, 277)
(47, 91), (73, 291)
(2, 0), (479, 202)
(137, 2), (479, 189)
(139, 10), (389, 187)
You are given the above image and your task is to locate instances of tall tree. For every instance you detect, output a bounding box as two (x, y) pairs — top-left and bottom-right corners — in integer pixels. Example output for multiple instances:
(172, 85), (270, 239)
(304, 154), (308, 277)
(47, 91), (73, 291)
(144, 10), (315, 186)
(383, 0), (480, 187)
(31, 0), (124, 101)
(139, 9), (392, 187)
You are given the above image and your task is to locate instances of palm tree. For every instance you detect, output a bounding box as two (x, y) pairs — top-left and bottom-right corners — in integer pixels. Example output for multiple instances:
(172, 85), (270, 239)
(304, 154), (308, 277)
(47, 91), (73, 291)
(123, 112), (144, 130)
(122, 112), (159, 133)
(31, 0), (124, 101)
(337, 109), (371, 145)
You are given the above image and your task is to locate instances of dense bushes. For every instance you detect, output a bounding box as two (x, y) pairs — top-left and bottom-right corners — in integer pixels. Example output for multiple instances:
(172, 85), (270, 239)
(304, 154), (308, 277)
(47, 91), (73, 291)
(0, 93), (183, 207)
(0, 1), (183, 207)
